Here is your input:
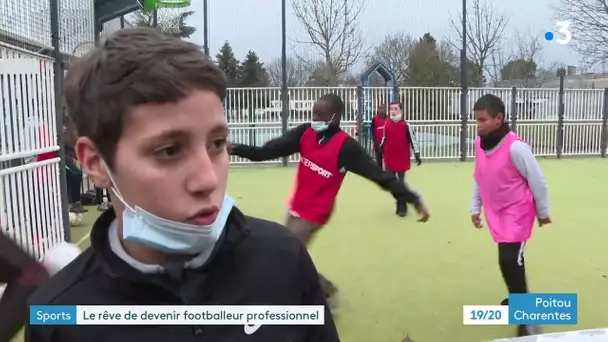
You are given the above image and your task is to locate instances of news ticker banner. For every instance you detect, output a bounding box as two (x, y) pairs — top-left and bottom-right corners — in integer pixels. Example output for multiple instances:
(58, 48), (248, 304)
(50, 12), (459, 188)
(463, 293), (577, 325)
(30, 305), (324, 329)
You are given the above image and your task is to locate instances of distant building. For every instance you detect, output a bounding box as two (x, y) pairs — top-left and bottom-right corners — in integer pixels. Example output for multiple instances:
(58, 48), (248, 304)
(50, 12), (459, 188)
(497, 72), (608, 89)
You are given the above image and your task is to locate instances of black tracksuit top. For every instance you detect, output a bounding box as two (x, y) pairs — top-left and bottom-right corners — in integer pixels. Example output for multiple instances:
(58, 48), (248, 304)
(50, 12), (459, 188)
(25, 208), (339, 342)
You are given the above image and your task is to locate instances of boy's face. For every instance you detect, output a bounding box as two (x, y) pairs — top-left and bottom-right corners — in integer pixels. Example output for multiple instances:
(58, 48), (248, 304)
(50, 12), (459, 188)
(377, 104), (386, 117)
(475, 110), (504, 136)
(389, 104), (402, 117)
(312, 100), (336, 124)
(77, 90), (229, 228)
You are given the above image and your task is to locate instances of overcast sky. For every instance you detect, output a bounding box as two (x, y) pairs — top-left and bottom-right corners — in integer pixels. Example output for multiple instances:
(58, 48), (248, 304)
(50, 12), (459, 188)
(181, 0), (584, 73)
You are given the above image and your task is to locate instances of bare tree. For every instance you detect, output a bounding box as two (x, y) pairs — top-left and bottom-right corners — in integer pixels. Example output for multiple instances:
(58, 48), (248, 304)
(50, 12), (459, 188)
(266, 57), (310, 87)
(366, 32), (414, 85)
(496, 29), (559, 87)
(291, 0), (366, 85)
(487, 46), (512, 86)
(512, 30), (544, 63)
(448, 0), (510, 82)
(556, 0), (608, 65)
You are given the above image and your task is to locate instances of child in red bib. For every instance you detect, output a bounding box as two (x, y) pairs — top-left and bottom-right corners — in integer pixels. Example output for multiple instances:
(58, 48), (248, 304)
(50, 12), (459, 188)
(370, 104), (387, 168)
(381, 101), (422, 216)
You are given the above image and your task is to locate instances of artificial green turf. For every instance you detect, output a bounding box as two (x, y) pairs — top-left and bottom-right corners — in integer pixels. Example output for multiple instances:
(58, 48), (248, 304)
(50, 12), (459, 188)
(69, 207), (102, 247)
(13, 159), (608, 342)
(228, 159), (608, 342)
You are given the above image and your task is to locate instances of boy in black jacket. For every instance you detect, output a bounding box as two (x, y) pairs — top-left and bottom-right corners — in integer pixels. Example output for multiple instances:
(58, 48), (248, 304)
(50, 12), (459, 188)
(26, 28), (339, 342)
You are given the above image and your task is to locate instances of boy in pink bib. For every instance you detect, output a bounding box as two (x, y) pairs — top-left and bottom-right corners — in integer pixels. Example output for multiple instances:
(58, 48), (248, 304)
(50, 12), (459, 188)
(470, 95), (551, 337)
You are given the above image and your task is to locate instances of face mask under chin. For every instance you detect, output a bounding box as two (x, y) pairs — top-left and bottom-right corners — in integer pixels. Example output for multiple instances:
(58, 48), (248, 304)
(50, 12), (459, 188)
(101, 160), (235, 255)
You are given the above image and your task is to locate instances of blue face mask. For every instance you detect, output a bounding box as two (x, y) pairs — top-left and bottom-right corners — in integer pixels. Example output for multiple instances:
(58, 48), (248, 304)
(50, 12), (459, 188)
(104, 162), (234, 255)
(310, 121), (329, 132)
(311, 114), (336, 132)
(121, 195), (234, 255)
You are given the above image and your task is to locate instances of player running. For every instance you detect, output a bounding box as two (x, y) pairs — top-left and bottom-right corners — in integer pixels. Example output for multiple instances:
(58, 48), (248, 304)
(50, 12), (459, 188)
(229, 93), (430, 304)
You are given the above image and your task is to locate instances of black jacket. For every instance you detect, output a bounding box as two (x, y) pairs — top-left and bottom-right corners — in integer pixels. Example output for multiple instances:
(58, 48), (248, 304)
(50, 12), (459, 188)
(26, 208), (339, 342)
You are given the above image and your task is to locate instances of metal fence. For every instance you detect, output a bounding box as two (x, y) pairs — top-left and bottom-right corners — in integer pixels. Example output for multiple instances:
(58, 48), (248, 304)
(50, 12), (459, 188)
(80, 86), (608, 193)
(223, 86), (608, 165)
(0, 44), (63, 259)
(0, 0), (113, 255)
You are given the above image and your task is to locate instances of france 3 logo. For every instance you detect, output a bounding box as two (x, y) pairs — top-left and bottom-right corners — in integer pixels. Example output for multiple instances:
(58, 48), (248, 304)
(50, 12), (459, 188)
(544, 21), (572, 45)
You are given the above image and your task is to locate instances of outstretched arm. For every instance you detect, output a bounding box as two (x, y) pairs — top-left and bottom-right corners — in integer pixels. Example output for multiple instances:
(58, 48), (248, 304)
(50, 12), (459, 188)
(230, 123), (309, 161)
(338, 137), (429, 220)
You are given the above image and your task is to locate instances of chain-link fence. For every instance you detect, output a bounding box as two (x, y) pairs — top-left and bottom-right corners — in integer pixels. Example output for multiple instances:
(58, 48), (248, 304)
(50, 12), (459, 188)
(0, 0), (193, 253)
(0, 0), (93, 256)
(0, 0), (126, 254)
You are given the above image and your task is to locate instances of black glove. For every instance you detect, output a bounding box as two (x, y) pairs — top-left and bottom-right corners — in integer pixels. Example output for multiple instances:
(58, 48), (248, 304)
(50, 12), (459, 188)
(415, 152), (422, 166)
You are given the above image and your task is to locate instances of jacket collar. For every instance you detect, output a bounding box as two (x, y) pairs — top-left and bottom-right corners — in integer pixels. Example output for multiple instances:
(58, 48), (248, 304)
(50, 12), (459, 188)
(89, 206), (250, 282)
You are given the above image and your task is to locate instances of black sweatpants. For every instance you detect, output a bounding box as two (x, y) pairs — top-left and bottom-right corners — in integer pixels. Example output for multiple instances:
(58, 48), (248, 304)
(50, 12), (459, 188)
(392, 172), (407, 213)
(95, 188), (111, 204)
(65, 159), (82, 204)
(393, 171), (405, 184)
(498, 242), (528, 295)
(374, 148), (383, 168)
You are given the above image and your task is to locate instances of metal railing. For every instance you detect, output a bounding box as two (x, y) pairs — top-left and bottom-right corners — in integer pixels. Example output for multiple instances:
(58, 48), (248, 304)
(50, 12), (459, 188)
(76, 85), (608, 193)
(0, 44), (64, 259)
(224, 86), (608, 165)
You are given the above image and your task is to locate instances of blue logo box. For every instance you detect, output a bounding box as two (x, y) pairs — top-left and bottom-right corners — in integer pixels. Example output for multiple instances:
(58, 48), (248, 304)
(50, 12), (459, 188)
(30, 305), (77, 325)
(508, 293), (577, 325)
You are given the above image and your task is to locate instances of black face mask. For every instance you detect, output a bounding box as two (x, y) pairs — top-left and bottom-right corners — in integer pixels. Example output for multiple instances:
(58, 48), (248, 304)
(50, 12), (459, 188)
(479, 122), (510, 151)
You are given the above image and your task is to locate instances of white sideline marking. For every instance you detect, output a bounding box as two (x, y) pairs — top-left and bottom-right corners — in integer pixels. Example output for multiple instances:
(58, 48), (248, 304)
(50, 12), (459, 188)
(562, 158), (608, 167)
(76, 231), (91, 246)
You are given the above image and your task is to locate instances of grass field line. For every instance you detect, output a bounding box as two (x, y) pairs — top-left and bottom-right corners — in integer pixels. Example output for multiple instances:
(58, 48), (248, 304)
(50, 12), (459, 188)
(76, 231), (91, 246)
(562, 158), (608, 167)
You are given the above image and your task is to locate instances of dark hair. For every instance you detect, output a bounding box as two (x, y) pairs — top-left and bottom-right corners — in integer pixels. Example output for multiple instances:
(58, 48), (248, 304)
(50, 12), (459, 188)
(473, 94), (505, 118)
(390, 101), (403, 110)
(319, 93), (345, 115)
(64, 27), (227, 169)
